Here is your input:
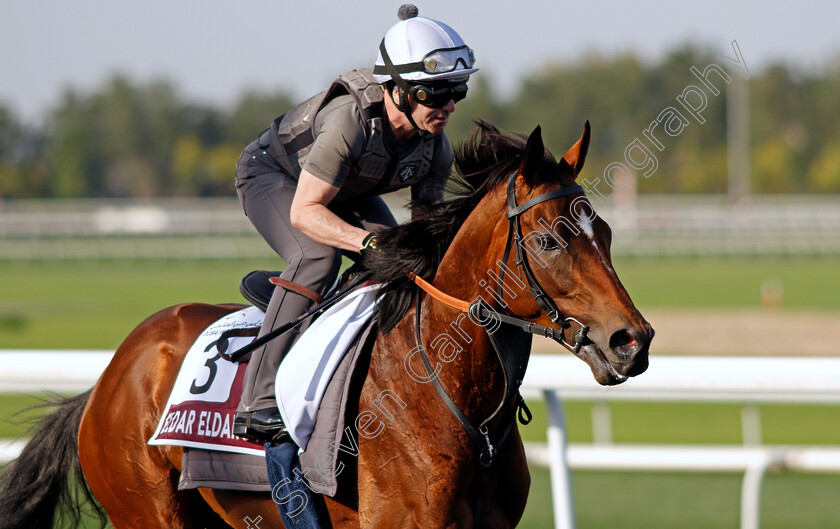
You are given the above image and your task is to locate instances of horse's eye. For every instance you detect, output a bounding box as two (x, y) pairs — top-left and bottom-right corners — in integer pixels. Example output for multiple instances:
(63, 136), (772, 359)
(538, 234), (562, 252)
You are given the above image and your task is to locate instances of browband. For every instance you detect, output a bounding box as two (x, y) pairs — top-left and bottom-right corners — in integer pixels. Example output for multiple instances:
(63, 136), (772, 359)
(507, 183), (584, 218)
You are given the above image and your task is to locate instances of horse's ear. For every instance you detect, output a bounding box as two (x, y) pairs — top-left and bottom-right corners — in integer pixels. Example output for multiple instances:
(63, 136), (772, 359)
(560, 120), (591, 178)
(520, 125), (545, 184)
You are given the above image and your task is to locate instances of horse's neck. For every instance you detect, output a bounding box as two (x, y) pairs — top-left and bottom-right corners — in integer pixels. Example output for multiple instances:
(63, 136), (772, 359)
(415, 192), (509, 416)
(434, 188), (506, 303)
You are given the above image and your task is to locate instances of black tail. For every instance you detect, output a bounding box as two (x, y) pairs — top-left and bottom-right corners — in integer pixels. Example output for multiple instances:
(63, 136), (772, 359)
(0, 390), (107, 529)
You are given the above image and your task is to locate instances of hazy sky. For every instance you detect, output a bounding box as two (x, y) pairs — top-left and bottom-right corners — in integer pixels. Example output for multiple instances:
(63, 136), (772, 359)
(2, 0), (838, 124)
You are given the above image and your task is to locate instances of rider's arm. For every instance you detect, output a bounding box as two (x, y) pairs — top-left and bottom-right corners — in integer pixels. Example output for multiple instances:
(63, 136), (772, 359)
(289, 169), (370, 252)
(290, 97), (373, 251)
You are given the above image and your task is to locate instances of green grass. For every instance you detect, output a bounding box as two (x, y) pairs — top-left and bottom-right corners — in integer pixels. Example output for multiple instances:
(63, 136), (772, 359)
(521, 467), (840, 529)
(1, 256), (839, 349)
(2, 256), (839, 526)
(513, 400), (840, 527)
(0, 258), (271, 348)
(614, 256), (840, 311)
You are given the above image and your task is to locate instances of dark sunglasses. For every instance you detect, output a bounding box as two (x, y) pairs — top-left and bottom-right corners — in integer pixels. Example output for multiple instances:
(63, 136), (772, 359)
(408, 82), (469, 108)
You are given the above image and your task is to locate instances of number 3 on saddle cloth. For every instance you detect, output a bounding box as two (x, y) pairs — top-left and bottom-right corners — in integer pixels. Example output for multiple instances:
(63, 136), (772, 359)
(148, 278), (381, 513)
(148, 305), (265, 455)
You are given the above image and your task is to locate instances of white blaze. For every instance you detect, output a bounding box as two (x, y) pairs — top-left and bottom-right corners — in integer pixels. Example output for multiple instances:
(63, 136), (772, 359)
(577, 209), (615, 273)
(578, 209), (595, 240)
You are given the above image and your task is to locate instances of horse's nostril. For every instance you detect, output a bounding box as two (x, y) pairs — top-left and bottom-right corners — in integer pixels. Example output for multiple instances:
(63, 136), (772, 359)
(610, 328), (644, 358)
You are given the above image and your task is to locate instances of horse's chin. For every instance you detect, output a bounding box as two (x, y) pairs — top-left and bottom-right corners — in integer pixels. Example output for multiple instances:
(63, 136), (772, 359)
(574, 342), (629, 386)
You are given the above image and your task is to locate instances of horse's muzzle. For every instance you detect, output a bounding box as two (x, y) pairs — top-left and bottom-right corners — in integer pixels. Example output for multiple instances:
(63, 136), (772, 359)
(610, 325), (653, 378)
(578, 324), (653, 385)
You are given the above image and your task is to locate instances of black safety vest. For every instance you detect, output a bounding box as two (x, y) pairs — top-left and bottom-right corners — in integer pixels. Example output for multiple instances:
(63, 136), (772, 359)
(263, 69), (438, 200)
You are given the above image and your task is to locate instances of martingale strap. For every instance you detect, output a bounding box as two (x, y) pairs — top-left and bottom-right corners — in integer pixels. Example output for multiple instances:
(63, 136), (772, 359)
(413, 292), (530, 466)
(414, 292), (487, 458)
(406, 271), (470, 312)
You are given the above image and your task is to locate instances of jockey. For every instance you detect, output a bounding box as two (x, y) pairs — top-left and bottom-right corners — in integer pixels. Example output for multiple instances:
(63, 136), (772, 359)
(233, 4), (478, 440)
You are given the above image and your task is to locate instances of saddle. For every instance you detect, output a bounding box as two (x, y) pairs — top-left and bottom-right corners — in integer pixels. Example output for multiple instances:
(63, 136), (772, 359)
(173, 266), (376, 495)
(176, 307), (377, 496)
(239, 270), (325, 311)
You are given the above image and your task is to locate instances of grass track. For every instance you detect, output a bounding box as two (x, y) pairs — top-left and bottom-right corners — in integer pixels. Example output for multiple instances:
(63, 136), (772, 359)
(0, 258), (270, 348)
(3, 395), (839, 528)
(2, 256), (839, 526)
(1, 256), (839, 349)
(611, 255), (840, 311)
(522, 467), (840, 529)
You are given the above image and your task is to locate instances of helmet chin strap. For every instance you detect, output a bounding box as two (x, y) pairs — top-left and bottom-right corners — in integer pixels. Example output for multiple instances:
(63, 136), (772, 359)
(379, 39), (426, 135)
(390, 87), (426, 135)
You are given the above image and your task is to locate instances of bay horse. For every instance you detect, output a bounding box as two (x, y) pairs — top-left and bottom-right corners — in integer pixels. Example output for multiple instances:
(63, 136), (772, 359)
(0, 121), (652, 529)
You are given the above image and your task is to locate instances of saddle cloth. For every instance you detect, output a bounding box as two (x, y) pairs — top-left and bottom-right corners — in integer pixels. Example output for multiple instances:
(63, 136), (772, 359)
(148, 306), (265, 455)
(149, 285), (380, 494)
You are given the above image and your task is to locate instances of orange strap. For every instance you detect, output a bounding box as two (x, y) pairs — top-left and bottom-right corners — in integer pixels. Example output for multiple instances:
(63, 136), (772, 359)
(269, 277), (326, 305)
(406, 271), (471, 313)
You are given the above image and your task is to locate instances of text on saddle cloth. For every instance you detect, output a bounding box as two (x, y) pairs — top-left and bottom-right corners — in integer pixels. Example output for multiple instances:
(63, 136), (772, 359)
(148, 284), (382, 457)
(149, 306), (265, 455)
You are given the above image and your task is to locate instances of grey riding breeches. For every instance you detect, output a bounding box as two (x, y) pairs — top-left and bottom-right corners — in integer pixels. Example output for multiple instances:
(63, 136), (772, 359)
(234, 145), (396, 412)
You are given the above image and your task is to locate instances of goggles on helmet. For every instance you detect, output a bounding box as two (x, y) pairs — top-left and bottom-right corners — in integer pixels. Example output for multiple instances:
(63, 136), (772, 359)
(409, 82), (468, 108)
(374, 45), (475, 77)
(415, 46), (476, 75)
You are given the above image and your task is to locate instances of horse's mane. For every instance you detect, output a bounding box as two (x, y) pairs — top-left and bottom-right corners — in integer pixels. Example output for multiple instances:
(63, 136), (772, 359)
(362, 120), (556, 333)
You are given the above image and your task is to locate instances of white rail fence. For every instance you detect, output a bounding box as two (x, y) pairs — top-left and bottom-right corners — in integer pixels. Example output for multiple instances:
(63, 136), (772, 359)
(522, 355), (840, 529)
(2, 351), (839, 529)
(3, 195), (840, 259)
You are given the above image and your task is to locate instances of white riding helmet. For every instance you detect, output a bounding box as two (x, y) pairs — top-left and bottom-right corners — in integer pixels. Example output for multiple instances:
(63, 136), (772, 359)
(373, 5), (478, 84)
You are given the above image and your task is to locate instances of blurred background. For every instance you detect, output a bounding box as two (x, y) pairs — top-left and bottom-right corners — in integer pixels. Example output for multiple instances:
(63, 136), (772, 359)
(1, 1), (839, 528)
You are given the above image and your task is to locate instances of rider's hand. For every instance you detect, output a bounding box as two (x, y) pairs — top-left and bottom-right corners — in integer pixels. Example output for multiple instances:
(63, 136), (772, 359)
(359, 233), (379, 256)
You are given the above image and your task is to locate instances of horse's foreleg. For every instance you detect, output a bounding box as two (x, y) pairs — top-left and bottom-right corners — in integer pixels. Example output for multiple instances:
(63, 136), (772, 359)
(355, 429), (530, 529)
(482, 429), (531, 529)
(355, 431), (470, 528)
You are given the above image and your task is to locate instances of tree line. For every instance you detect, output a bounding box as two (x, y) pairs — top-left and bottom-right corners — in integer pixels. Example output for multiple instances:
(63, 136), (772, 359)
(2, 45), (838, 199)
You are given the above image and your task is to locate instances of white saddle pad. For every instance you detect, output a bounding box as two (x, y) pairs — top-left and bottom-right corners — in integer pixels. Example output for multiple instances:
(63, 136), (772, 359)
(149, 284), (380, 455)
(276, 284), (381, 450)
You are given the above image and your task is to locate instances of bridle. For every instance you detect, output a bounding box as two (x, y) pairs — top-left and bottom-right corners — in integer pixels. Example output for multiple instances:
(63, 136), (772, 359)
(408, 171), (591, 525)
(499, 171), (591, 354)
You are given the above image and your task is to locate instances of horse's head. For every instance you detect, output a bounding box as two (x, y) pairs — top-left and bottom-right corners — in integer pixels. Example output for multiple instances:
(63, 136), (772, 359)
(501, 123), (653, 385)
(367, 120), (652, 385)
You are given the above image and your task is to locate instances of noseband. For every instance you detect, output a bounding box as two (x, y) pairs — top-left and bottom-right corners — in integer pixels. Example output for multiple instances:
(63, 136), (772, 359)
(408, 172), (591, 525)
